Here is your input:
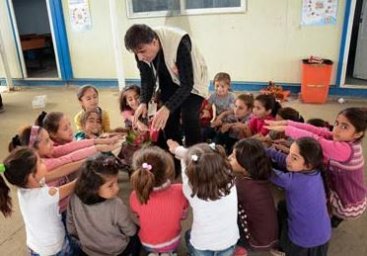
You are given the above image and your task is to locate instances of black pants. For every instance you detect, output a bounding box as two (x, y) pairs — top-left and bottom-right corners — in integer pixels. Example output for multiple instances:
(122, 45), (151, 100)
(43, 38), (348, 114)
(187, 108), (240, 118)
(157, 93), (203, 148)
(277, 201), (329, 256)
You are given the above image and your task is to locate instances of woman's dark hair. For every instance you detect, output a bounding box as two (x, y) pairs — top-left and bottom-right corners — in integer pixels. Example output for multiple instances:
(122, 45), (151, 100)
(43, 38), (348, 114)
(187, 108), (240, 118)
(38, 112), (64, 139)
(119, 85), (140, 112)
(76, 84), (99, 101)
(236, 93), (254, 109)
(0, 147), (38, 217)
(185, 143), (234, 201)
(131, 146), (175, 204)
(338, 107), (367, 141)
(295, 137), (324, 171)
(75, 153), (124, 205)
(124, 24), (157, 52)
(80, 109), (102, 127)
(8, 125), (43, 152)
(255, 94), (281, 117)
(233, 138), (272, 180)
(277, 107), (304, 122)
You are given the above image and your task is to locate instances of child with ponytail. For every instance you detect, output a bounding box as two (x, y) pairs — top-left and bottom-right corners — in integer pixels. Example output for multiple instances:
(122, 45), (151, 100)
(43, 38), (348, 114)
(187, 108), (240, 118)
(130, 146), (188, 255)
(0, 147), (77, 255)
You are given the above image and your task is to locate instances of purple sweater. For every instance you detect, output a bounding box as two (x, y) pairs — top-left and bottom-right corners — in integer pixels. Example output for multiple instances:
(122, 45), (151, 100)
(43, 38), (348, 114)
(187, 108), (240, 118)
(267, 149), (331, 248)
(285, 121), (367, 218)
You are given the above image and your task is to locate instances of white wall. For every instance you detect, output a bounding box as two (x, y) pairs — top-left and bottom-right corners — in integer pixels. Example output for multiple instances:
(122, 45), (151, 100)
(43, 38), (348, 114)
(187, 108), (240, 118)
(0, 0), (22, 78)
(1, 0), (345, 84)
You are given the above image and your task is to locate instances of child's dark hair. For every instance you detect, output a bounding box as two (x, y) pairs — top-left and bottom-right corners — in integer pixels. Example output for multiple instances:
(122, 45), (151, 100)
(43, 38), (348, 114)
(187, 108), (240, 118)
(8, 125), (43, 152)
(338, 107), (367, 141)
(0, 147), (38, 217)
(213, 72), (231, 86)
(185, 143), (234, 201)
(277, 107), (304, 122)
(236, 93), (254, 109)
(307, 118), (333, 131)
(75, 153), (124, 205)
(233, 138), (272, 180)
(76, 84), (99, 101)
(124, 24), (157, 52)
(119, 84), (140, 112)
(131, 146), (175, 204)
(36, 111), (64, 139)
(80, 109), (102, 127)
(255, 94), (281, 117)
(295, 137), (324, 171)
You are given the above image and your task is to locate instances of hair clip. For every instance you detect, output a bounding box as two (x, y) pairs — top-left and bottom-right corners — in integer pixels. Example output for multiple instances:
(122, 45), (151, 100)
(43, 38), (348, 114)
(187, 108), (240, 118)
(29, 125), (40, 147)
(0, 164), (6, 173)
(209, 143), (216, 151)
(191, 154), (198, 162)
(142, 162), (152, 171)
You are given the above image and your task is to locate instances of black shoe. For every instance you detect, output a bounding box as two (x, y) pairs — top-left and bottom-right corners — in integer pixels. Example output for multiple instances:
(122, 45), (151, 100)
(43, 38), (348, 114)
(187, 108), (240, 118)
(331, 215), (344, 228)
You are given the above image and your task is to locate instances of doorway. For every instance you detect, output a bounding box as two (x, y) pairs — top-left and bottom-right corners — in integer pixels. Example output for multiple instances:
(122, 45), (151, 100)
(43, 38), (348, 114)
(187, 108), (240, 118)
(345, 0), (367, 85)
(10, 0), (59, 79)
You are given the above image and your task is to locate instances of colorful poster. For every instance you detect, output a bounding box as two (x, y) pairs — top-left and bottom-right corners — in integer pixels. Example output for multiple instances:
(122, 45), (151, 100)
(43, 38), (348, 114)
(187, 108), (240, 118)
(302, 0), (338, 26)
(69, 0), (92, 31)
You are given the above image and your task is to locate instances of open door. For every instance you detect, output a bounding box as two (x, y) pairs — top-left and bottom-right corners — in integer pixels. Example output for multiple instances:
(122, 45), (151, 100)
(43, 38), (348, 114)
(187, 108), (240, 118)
(9, 0), (60, 79)
(353, 0), (367, 79)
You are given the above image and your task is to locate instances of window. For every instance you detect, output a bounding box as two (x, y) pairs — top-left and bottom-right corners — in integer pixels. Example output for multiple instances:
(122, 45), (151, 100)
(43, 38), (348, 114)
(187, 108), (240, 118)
(127, 0), (246, 18)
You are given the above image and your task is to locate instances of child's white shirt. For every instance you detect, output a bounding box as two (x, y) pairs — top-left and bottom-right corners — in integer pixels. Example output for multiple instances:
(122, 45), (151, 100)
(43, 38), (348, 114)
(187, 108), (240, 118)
(174, 146), (239, 251)
(17, 186), (65, 255)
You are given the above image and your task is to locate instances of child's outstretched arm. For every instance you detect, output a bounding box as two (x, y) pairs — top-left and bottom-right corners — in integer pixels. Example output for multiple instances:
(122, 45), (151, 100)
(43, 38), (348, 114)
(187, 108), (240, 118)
(266, 148), (287, 170)
(265, 123), (352, 162)
(48, 179), (76, 200)
(167, 139), (187, 159)
(45, 159), (84, 182)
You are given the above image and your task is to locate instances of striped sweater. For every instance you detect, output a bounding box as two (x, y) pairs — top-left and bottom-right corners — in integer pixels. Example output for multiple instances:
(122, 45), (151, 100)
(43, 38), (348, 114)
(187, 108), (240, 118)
(285, 121), (367, 219)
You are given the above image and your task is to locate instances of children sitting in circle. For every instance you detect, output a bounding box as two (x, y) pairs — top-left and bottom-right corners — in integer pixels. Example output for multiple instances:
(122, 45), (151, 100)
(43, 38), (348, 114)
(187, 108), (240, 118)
(67, 153), (140, 256)
(130, 146), (188, 255)
(74, 84), (111, 132)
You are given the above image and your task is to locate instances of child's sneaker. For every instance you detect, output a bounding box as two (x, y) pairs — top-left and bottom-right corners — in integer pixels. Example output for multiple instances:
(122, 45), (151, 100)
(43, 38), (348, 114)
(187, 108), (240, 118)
(234, 246), (248, 256)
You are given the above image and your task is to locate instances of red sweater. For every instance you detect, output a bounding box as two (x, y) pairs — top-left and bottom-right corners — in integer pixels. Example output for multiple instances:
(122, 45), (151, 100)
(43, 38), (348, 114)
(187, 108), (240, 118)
(130, 183), (188, 250)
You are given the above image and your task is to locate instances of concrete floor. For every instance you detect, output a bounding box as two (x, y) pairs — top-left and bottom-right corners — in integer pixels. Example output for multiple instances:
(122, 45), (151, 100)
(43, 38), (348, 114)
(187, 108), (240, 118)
(0, 86), (366, 256)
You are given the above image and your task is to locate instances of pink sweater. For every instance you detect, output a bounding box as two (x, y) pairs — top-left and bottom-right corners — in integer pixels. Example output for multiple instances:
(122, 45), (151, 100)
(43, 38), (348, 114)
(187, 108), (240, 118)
(44, 139), (97, 212)
(130, 183), (188, 252)
(248, 115), (274, 136)
(285, 121), (367, 218)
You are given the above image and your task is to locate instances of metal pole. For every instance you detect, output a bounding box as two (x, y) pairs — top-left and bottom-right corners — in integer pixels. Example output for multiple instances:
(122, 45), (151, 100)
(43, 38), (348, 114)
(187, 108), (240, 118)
(0, 27), (14, 91)
(109, 0), (126, 91)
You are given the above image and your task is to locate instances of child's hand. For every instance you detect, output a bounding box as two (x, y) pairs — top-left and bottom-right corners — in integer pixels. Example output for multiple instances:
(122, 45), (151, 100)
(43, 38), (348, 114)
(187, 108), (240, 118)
(264, 120), (288, 126)
(167, 139), (179, 154)
(220, 123), (232, 133)
(211, 118), (222, 128)
(96, 143), (119, 152)
(264, 125), (286, 132)
(135, 121), (149, 133)
(95, 136), (119, 145)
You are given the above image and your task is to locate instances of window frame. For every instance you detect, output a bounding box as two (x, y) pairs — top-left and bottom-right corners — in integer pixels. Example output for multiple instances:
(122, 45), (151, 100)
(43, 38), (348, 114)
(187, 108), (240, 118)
(126, 0), (247, 19)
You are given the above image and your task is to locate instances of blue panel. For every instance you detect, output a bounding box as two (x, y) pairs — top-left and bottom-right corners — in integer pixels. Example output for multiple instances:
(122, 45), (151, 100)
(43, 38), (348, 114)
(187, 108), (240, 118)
(48, 0), (73, 80)
(335, 0), (352, 86)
